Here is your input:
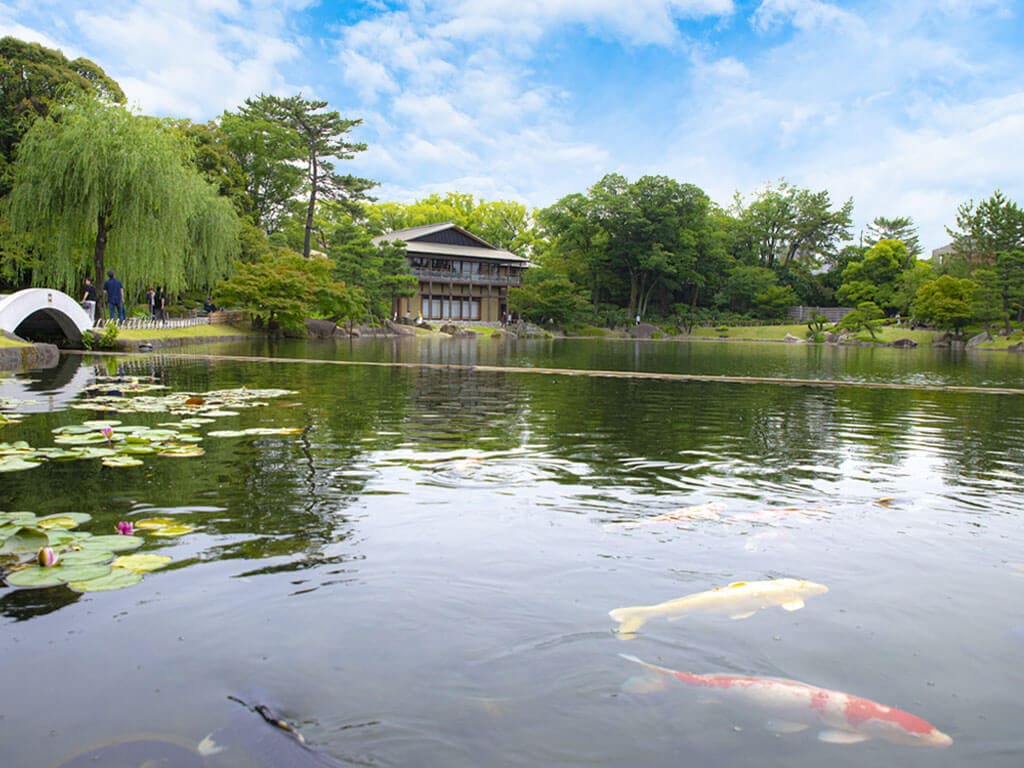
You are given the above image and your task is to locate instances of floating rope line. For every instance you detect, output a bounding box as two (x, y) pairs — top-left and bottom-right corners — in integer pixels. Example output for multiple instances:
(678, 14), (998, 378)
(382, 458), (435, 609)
(69, 350), (1024, 396)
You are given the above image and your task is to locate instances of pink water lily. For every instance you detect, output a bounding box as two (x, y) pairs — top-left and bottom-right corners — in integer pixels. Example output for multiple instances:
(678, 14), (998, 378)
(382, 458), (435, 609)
(101, 426), (114, 441)
(116, 521), (134, 535)
(38, 547), (58, 567)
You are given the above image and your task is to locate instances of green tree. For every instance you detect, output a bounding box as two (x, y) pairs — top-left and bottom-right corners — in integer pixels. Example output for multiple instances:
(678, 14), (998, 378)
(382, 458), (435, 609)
(239, 94), (375, 258)
(0, 36), (124, 172)
(891, 261), (934, 316)
(327, 211), (416, 320)
(734, 180), (853, 269)
(947, 191), (1024, 333)
(864, 215), (922, 263)
(912, 274), (978, 336)
(837, 239), (908, 312)
(509, 265), (588, 326)
(6, 97), (239, 296)
(837, 301), (884, 340)
(213, 252), (362, 332)
(367, 193), (534, 256)
(715, 264), (778, 313)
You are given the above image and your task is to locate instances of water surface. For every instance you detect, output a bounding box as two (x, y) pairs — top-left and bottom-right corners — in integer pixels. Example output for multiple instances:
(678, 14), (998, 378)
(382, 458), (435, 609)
(1, 339), (1022, 767)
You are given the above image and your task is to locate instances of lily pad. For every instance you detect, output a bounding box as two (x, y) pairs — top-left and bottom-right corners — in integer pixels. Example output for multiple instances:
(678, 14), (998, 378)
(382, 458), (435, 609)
(0, 455), (43, 472)
(148, 523), (194, 537)
(82, 419), (122, 428)
(112, 553), (172, 572)
(37, 513), (92, 529)
(56, 563), (112, 582)
(6, 566), (66, 588)
(134, 518), (181, 530)
(59, 549), (114, 566)
(102, 456), (145, 468)
(0, 527), (49, 554)
(78, 534), (144, 552)
(158, 447), (205, 458)
(69, 568), (142, 592)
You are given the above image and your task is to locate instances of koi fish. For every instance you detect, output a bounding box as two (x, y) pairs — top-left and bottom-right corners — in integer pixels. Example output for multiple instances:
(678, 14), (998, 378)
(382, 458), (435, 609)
(608, 501), (725, 527)
(619, 654), (952, 748)
(609, 578), (828, 635)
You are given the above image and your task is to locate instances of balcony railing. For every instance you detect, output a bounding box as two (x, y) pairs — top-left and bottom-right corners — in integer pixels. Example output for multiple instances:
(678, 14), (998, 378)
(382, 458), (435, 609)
(410, 267), (521, 286)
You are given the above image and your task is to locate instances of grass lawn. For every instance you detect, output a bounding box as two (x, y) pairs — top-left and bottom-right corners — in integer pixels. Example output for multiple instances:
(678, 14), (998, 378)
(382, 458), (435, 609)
(114, 324), (256, 341)
(0, 336), (30, 348)
(689, 324), (810, 340)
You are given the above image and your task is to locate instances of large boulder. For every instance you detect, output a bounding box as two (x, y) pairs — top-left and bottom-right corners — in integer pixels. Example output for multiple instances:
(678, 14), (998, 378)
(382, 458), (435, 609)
(783, 333), (804, 343)
(629, 323), (660, 339)
(966, 331), (991, 348)
(891, 338), (918, 349)
(385, 319), (416, 336)
(305, 319), (338, 339)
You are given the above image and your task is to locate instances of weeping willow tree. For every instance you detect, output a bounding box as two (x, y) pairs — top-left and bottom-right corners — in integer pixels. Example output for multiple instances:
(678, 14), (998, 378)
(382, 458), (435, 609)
(5, 96), (239, 298)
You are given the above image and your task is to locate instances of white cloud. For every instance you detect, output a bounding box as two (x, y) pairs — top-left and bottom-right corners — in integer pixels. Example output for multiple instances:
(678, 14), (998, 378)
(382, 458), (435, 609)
(752, 0), (865, 33)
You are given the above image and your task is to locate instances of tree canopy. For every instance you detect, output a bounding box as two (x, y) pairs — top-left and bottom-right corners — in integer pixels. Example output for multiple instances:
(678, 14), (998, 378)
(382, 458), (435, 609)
(5, 97), (239, 296)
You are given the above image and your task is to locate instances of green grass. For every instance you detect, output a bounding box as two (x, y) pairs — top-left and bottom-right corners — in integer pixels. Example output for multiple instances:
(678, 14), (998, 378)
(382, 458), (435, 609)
(0, 337), (30, 348)
(689, 324), (810, 340)
(115, 323), (255, 341)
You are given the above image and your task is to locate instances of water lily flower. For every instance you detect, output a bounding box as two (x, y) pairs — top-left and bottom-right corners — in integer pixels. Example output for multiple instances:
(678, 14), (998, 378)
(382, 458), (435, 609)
(102, 427), (114, 441)
(38, 547), (59, 567)
(116, 521), (134, 535)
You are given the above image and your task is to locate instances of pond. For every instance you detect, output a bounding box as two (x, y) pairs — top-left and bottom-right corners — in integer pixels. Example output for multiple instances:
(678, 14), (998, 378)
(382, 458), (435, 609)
(1, 338), (1022, 767)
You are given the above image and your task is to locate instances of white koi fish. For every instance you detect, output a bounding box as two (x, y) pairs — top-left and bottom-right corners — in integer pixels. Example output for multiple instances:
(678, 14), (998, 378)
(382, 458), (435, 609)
(619, 654), (952, 748)
(609, 578), (828, 635)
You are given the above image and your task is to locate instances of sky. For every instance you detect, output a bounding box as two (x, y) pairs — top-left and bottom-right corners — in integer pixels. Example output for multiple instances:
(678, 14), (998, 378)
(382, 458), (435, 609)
(3, 0), (1023, 252)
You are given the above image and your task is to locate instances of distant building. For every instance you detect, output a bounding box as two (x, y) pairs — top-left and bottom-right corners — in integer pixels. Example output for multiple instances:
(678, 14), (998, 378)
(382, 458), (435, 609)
(373, 222), (528, 322)
(931, 243), (956, 264)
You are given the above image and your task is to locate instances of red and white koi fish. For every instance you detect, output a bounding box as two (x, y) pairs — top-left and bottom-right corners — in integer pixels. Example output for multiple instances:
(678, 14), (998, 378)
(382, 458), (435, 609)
(619, 654), (952, 748)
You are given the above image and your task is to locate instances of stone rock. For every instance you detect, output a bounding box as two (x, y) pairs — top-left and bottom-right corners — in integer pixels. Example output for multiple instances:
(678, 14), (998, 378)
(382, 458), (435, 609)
(385, 319), (416, 336)
(783, 333), (804, 343)
(1008, 342), (1024, 353)
(305, 319), (338, 339)
(439, 323), (459, 335)
(966, 331), (991, 347)
(823, 332), (840, 343)
(629, 323), (660, 339)
(891, 338), (918, 348)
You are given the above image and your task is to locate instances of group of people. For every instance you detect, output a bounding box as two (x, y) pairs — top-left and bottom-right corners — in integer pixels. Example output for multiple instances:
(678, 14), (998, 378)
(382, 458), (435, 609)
(80, 270), (170, 323)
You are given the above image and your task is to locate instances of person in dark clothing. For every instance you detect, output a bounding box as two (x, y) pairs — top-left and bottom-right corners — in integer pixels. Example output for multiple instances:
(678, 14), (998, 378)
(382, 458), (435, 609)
(203, 296), (216, 314)
(103, 269), (125, 322)
(146, 286), (157, 319)
(81, 277), (98, 322)
(155, 287), (167, 322)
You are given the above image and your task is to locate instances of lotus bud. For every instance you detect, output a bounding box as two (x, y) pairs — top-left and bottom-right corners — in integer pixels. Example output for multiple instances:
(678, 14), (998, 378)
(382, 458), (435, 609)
(116, 521), (134, 535)
(38, 547), (59, 567)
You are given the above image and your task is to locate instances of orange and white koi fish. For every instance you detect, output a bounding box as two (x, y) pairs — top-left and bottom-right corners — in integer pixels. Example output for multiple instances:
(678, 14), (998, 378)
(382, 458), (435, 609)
(608, 501), (725, 527)
(609, 578), (828, 635)
(619, 654), (952, 748)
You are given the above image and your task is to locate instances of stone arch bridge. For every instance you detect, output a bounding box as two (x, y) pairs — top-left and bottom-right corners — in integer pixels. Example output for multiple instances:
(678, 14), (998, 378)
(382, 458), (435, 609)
(0, 289), (94, 342)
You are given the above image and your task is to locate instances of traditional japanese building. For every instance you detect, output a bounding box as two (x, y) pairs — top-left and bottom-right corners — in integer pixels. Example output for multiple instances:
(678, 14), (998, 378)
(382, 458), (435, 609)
(373, 222), (528, 323)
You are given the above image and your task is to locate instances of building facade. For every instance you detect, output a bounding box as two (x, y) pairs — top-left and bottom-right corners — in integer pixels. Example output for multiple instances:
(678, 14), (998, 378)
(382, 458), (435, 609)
(373, 222), (528, 323)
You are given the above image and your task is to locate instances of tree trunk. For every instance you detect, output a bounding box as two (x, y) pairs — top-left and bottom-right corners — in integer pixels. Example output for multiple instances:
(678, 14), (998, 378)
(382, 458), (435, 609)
(303, 156), (318, 258)
(93, 211), (108, 291)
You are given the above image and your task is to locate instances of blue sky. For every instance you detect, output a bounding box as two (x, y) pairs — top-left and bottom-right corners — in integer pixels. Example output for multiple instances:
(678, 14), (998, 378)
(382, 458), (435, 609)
(3, 0), (1023, 251)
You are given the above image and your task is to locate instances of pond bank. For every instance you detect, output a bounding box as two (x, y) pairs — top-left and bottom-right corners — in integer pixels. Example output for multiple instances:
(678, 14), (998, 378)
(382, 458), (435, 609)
(0, 341), (58, 371)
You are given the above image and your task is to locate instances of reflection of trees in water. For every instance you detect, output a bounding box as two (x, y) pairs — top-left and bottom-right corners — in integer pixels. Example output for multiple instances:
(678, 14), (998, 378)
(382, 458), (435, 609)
(0, 580), (82, 621)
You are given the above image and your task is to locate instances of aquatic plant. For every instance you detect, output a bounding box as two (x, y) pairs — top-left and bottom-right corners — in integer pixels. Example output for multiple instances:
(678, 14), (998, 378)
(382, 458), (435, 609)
(0, 511), (179, 592)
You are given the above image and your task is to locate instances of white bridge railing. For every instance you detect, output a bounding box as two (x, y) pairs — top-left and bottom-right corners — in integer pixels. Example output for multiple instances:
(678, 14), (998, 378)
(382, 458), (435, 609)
(93, 316), (211, 330)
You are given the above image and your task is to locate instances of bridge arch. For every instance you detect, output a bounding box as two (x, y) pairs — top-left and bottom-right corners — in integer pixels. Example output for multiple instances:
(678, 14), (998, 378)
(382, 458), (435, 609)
(0, 289), (94, 342)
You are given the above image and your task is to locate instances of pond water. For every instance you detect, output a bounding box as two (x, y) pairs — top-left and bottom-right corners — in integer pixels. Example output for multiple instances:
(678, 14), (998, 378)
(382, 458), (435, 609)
(1, 339), (1023, 768)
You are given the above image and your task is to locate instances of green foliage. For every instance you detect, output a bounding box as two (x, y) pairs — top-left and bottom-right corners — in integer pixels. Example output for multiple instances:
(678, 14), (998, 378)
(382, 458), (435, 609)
(864, 215), (922, 262)
(97, 323), (118, 349)
(5, 96), (239, 295)
(366, 192), (535, 256)
(716, 264), (778, 312)
(213, 252), (361, 332)
(509, 266), (589, 326)
(236, 94), (375, 257)
(0, 36), (124, 173)
(912, 274), (978, 335)
(753, 284), (798, 320)
(733, 179), (853, 269)
(806, 314), (829, 341)
(327, 211), (416, 320)
(837, 239), (908, 312)
(838, 301), (884, 339)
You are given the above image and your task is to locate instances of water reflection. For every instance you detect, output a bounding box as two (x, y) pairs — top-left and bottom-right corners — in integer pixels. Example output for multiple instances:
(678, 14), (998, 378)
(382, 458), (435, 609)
(1, 346), (1023, 767)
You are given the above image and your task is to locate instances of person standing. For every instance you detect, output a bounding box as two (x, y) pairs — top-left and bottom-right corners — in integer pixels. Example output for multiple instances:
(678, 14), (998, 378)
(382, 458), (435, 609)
(81, 277), (98, 322)
(156, 287), (166, 322)
(146, 286), (156, 319)
(103, 269), (125, 322)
